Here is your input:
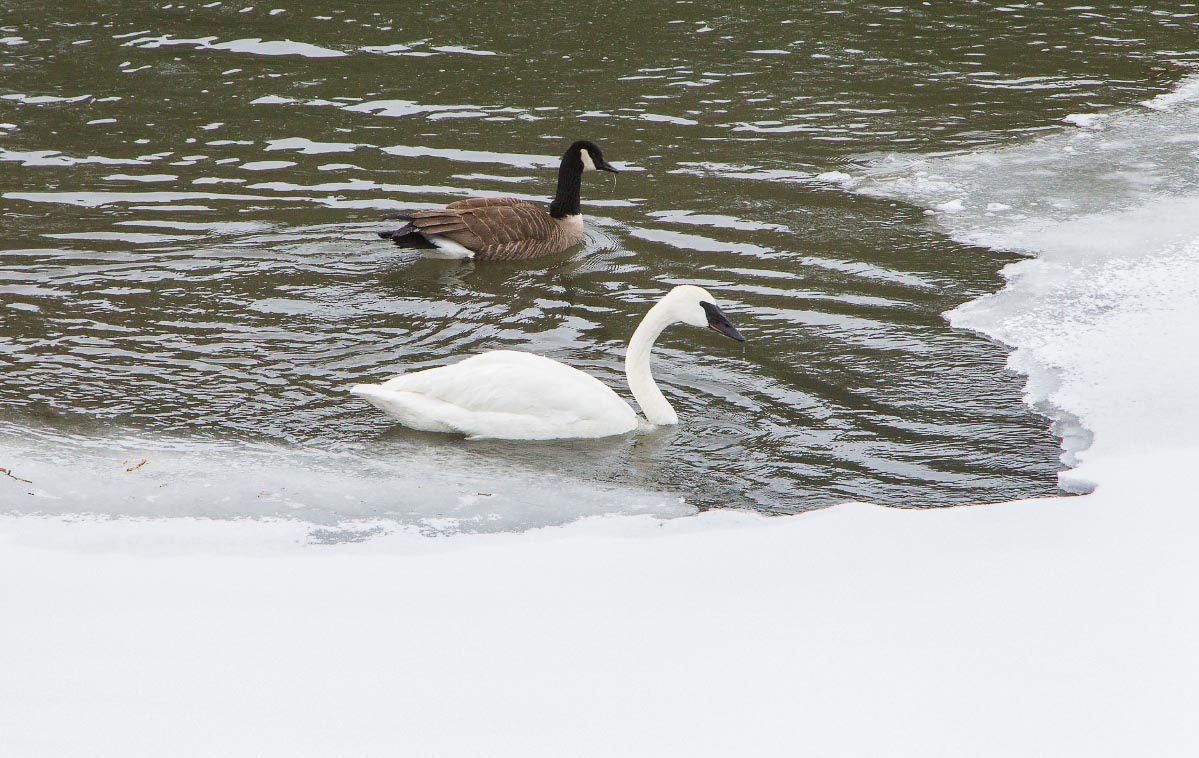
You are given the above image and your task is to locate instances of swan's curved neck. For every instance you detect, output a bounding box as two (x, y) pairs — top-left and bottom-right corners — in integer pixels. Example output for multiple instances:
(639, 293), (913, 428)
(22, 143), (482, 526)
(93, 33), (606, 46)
(624, 301), (678, 426)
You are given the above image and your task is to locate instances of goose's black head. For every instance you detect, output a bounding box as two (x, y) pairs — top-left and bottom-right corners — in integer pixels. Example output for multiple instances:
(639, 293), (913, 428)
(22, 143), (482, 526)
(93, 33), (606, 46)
(565, 140), (619, 173)
(550, 140), (619, 218)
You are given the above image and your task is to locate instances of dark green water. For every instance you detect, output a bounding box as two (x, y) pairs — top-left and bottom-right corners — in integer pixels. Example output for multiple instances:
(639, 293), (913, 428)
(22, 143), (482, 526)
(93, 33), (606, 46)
(2, 2), (1196, 530)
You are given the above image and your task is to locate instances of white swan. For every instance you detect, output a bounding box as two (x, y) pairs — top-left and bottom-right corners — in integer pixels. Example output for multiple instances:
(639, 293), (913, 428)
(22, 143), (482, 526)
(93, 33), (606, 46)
(350, 285), (745, 440)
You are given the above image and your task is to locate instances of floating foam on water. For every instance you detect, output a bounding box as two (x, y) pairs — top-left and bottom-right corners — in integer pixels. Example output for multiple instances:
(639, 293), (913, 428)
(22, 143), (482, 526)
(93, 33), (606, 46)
(852, 74), (1199, 492)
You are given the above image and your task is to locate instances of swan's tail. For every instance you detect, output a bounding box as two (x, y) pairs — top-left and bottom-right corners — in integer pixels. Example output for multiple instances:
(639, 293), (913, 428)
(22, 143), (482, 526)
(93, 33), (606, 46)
(349, 384), (457, 433)
(349, 383), (382, 398)
(349, 383), (399, 407)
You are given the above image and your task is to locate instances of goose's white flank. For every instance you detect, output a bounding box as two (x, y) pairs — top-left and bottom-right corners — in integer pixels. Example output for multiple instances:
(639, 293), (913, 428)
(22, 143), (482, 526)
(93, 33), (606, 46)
(350, 285), (746, 440)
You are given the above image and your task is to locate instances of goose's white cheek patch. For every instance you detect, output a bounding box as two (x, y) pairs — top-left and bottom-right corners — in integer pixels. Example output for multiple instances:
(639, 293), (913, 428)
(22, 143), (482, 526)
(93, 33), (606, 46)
(580, 148), (597, 171)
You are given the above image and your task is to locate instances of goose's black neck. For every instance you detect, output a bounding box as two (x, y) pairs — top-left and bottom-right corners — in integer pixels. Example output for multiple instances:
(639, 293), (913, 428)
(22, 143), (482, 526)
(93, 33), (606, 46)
(549, 154), (583, 218)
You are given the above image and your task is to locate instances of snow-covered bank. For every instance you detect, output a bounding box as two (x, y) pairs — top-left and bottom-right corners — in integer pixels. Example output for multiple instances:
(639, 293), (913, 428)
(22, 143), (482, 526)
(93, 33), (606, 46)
(3, 449), (1198, 757)
(852, 74), (1199, 495)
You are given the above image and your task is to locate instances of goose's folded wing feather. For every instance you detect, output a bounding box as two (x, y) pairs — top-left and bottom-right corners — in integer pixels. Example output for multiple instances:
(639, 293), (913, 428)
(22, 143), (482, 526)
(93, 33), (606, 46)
(406, 204), (561, 256)
(445, 197), (531, 211)
(381, 350), (632, 421)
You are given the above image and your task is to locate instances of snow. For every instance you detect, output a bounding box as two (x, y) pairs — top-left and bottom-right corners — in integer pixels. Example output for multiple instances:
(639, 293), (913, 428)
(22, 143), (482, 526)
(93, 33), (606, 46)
(854, 73), (1199, 493)
(1063, 112), (1105, 128)
(3, 455), (1197, 756)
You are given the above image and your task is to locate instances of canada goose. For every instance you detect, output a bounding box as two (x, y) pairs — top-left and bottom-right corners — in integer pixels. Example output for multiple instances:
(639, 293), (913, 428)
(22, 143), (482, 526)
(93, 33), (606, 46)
(378, 140), (619, 261)
(350, 285), (745, 440)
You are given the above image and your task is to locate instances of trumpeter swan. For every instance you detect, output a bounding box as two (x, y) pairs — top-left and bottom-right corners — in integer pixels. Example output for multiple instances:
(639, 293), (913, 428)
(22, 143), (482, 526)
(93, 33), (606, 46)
(350, 285), (745, 440)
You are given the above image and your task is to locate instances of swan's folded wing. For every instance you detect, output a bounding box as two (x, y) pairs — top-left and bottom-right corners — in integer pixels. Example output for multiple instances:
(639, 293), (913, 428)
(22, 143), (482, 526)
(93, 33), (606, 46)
(381, 350), (634, 422)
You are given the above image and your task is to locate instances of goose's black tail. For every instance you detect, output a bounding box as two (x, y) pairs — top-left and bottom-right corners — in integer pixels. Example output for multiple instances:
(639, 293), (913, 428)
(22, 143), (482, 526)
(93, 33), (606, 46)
(378, 215), (436, 248)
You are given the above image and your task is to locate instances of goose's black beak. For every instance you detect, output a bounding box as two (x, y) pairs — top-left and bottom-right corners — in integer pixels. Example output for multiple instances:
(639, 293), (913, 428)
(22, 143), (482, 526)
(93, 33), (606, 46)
(598, 158), (620, 173)
(700, 301), (745, 343)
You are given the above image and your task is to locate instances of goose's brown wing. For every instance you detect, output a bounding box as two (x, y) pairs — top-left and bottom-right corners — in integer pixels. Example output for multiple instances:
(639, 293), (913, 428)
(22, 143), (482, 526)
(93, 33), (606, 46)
(445, 197), (530, 211)
(406, 202), (579, 260)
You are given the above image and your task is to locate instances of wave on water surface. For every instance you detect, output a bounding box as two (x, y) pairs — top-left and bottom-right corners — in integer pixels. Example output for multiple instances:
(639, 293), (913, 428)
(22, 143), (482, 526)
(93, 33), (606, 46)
(849, 73), (1199, 493)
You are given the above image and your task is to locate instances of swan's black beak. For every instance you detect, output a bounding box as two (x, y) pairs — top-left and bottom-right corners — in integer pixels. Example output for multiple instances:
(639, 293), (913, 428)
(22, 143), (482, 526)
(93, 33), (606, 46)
(700, 302), (745, 343)
(598, 158), (619, 173)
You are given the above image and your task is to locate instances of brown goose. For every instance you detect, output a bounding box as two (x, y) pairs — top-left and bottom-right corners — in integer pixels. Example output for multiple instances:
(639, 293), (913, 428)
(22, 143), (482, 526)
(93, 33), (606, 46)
(378, 140), (619, 261)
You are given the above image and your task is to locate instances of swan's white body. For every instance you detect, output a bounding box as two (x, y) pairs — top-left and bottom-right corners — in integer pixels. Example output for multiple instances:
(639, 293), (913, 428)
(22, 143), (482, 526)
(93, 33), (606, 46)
(350, 285), (741, 440)
(352, 350), (637, 440)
